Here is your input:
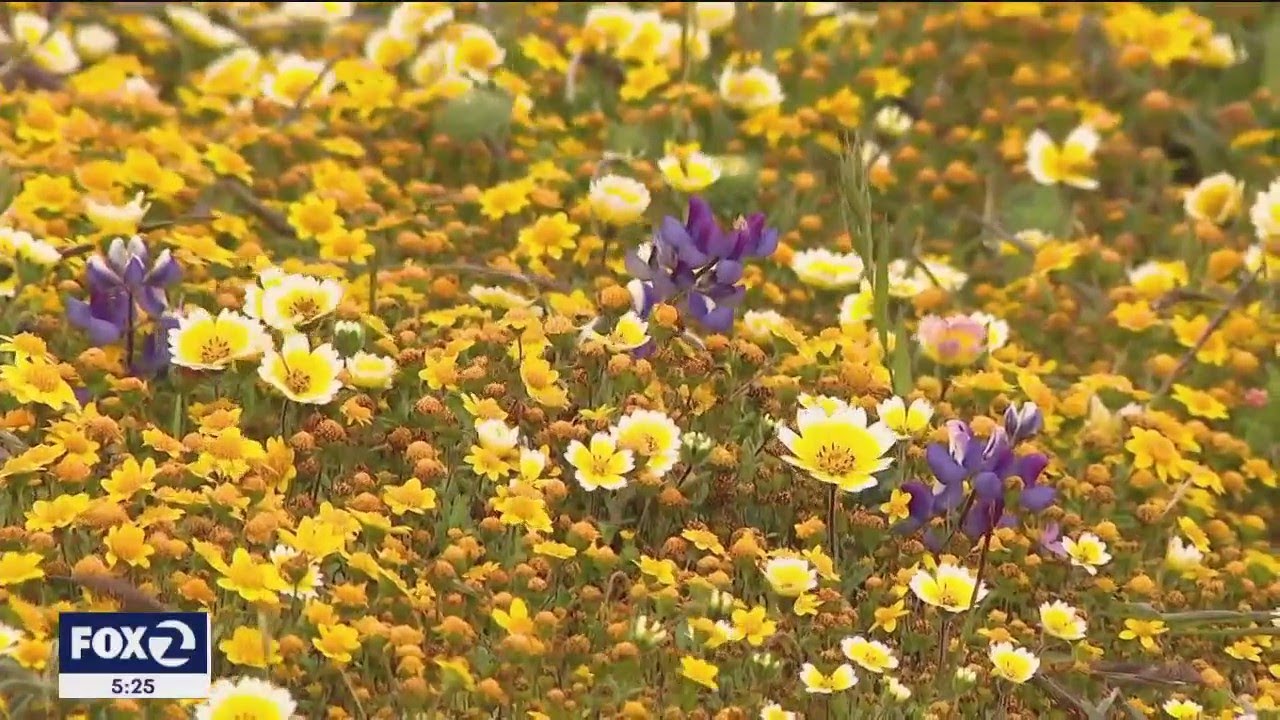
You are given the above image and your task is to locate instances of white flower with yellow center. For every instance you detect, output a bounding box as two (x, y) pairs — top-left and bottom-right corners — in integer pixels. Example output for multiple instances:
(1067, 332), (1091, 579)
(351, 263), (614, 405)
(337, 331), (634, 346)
(268, 545), (324, 599)
(588, 175), (651, 226)
(516, 446), (548, 484)
(477, 419), (520, 454)
(659, 151), (722, 193)
(389, 2), (454, 38)
(840, 635), (898, 674)
(876, 396), (933, 438)
(200, 47), (263, 97)
(10, 12), (81, 75)
(468, 284), (538, 311)
(612, 409), (681, 478)
(909, 562), (989, 613)
(0, 228), (60, 295)
(582, 5), (638, 52)
(255, 273), (344, 331)
(194, 677), (297, 720)
(344, 352), (398, 391)
(1062, 532), (1112, 575)
(450, 23), (505, 78)
(886, 258), (929, 298)
(762, 557), (817, 597)
(839, 282), (874, 326)
(84, 191), (151, 236)
(365, 26), (418, 68)
(260, 54), (335, 107)
(1025, 124), (1100, 190)
(1250, 178), (1280, 242)
(1127, 260), (1189, 300)
(1164, 536), (1204, 574)
(799, 662), (856, 694)
(961, 311), (1009, 352)
(257, 334), (344, 406)
(741, 310), (791, 342)
(280, 2), (354, 23)
(616, 10), (675, 63)
(759, 702), (795, 720)
(1038, 600), (1087, 641)
(1200, 34), (1246, 68)
(797, 393), (852, 417)
(777, 404), (896, 493)
(695, 3), (736, 33)
(580, 312), (651, 353)
(791, 248), (865, 290)
(886, 676), (911, 700)
(0, 622), (24, 656)
(1184, 172), (1244, 225)
(565, 431), (634, 491)
(998, 228), (1052, 256)
(988, 642), (1039, 684)
(165, 6), (244, 49)
(1162, 699), (1204, 720)
(168, 307), (271, 372)
(1245, 243), (1280, 276)
(74, 24), (118, 60)
(718, 65), (784, 112)
(921, 258), (970, 292)
(875, 105), (913, 137)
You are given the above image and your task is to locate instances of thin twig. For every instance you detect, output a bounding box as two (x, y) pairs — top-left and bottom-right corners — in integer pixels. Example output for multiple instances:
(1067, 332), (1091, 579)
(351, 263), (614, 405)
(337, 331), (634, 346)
(1154, 265), (1263, 398)
(139, 214), (215, 232)
(275, 58), (336, 129)
(219, 179), (297, 238)
(428, 262), (570, 292)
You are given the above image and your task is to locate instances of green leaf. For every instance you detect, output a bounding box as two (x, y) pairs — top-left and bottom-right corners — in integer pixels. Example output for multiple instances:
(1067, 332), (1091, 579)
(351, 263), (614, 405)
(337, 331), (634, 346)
(999, 181), (1068, 233)
(1263, 8), (1280, 97)
(890, 317), (913, 396)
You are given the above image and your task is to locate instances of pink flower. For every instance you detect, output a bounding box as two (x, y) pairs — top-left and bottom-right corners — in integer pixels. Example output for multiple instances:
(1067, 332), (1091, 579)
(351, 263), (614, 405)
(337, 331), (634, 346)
(916, 314), (990, 367)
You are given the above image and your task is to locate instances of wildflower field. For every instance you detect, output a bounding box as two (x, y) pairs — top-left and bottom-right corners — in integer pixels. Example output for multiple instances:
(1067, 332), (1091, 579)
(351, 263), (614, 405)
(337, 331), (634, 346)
(0, 1), (1279, 718)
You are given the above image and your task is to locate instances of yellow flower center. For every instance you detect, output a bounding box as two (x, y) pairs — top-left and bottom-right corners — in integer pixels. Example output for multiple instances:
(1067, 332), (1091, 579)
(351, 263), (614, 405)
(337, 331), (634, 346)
(814, 443), (859, 476)
(285, 369), (312, 395)
(24, 364), (61, 393)
(200, 337), (232, 364)
(210, 694), (284, 720)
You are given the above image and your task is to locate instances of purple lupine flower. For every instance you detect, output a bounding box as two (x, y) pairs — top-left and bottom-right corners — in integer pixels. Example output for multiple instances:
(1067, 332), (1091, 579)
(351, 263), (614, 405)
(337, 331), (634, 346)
(1040, 522), (1067, 558)
(1004, 401), (1043, 444)
(66, 236), (180, 376)
(903, 418), (1055, 543)
(86, 236), (180, 316)
(625, 196), (776, 334)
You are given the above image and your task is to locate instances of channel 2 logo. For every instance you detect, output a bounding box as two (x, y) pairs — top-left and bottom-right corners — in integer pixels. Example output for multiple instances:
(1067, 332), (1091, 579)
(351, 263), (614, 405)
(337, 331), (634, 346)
(58, 612), (212, 700)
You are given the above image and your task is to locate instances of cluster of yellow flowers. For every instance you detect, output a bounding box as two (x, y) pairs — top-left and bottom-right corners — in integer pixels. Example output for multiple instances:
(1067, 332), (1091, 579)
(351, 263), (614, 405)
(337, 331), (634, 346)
(0, 2), (1275, 719)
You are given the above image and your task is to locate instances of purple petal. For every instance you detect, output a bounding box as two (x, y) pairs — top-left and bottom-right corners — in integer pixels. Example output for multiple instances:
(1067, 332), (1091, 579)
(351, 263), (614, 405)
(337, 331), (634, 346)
(973, 471), (1003, 500)
(85, 256), (121, 290)
(146, 249), (182, 287)
(686, 293), (734, 332)
(66, 297), (124, 344)
(659, 216), (708, 266)
(122, 256), (147, 287)
(714, 259), (743, 285)
(624, 248), (654, 280)
(903, 480), (934, 521)
(963, 497), (1003, 539)
(1020, 484), (1056, 512)
(926, 443), (968, 486)
(752, 226), (779, 258)
(73, 387), (93, 406)
(1012, 453), (1049, 485)
(136, 286), (169, 317)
